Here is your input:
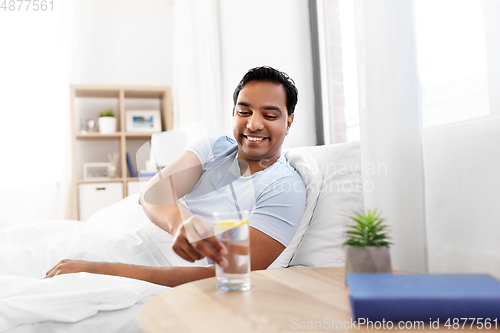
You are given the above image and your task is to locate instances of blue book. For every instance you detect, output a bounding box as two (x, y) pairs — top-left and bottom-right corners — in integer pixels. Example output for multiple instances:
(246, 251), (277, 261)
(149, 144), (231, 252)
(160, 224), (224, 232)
(126, 153), (136, 177)
(347, 273), (500, 322)
(138, 172), (157, 178)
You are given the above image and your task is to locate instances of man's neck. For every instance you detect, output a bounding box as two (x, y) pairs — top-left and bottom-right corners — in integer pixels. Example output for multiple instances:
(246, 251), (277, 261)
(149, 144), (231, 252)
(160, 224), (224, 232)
(238, 155), (280, 176)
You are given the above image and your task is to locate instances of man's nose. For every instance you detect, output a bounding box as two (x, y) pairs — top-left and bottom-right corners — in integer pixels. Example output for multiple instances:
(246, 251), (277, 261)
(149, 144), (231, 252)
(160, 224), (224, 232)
(246, 114), (264, 131)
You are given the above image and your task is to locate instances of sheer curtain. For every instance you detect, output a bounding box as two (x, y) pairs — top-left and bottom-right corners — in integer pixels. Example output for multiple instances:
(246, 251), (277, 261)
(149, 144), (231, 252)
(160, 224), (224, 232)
(0, 3), (77, 228)
(172, 0), (224, 136)
(416, 0), (500, 274)
(349, 0), (500, 273)
(352, 0), (427, 273)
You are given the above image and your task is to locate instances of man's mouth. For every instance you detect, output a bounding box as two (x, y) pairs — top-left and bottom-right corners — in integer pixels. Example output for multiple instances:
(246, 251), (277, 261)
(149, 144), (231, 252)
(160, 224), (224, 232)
(242, 134), (268, 142)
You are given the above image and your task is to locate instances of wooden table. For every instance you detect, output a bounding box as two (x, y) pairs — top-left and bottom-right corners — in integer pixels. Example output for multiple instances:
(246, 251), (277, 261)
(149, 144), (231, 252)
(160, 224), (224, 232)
(139, 267), (450, 332)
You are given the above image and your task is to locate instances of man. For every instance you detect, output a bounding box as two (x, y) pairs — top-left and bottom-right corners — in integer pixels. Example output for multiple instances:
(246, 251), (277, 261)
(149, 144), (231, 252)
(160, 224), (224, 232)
(46, 66), (306, 287)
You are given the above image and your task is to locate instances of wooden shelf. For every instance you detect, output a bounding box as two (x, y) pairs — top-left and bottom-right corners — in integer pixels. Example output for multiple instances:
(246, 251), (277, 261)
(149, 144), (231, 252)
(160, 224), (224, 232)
(76, 133), (123, 140)
(74, 88), (120, 98)
(75, 132), (158, 139)
(127, 177), (153, 181)
(124, 90), (166, 98)
(125, 132), (156, 138)
(77, 177), (153, 184)
(71, 85), (172, 220)
(77, 178), (124, 184)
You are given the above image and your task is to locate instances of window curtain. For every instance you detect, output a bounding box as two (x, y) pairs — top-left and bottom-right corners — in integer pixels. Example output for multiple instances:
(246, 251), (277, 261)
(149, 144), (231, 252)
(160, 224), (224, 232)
(172, 0), (224, 136)
(419, 0), (500, 274)
(353, 0), (427, 273)
(350, 0), (500, 273)
(0, 2), (78, 227)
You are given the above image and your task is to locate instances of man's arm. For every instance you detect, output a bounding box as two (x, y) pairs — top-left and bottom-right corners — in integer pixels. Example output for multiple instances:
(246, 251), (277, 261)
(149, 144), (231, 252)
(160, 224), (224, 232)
(45, 227), (285, 287)
(45, 260), (216, 287)
(140, 150), (228, 266)
(139, 150), (202, 235)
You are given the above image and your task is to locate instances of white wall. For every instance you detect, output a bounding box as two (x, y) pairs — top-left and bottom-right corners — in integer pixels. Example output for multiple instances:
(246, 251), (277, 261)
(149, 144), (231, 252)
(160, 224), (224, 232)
(218, 0), (317, 147)
(71, 0), (174, 86)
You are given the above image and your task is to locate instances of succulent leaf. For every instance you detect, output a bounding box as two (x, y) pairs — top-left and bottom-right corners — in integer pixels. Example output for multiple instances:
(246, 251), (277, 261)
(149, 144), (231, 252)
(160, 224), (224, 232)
(343, 209), (392, 248)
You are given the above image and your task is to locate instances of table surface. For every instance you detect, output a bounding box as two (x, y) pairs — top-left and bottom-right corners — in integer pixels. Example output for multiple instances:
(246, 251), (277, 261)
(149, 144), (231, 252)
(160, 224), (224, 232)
(138, 267), (469, 332)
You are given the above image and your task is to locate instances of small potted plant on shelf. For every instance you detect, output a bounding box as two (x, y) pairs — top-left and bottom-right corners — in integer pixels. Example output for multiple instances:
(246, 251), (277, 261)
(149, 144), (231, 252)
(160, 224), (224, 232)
(344, 209), (392, 278)
(98, 108), (117, 134)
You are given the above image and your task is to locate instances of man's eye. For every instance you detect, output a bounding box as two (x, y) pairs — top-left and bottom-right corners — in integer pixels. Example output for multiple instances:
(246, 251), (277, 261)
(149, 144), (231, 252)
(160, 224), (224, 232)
(237, 111), (251, 116)
(264, 115), (278, 119)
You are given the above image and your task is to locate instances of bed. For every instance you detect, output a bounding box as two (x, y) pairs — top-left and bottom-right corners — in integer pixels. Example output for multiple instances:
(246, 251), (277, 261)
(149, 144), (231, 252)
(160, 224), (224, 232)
(0, 141), (363, 332)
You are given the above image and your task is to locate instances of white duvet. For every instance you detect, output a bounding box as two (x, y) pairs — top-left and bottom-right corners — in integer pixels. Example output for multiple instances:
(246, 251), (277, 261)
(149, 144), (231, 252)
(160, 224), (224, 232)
(0, 194), (206, 332)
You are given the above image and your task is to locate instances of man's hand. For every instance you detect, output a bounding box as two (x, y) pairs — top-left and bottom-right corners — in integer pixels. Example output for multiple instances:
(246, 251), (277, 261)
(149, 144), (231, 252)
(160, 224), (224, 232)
(45, 259), (104, 278)
(172, 215), (229, 269)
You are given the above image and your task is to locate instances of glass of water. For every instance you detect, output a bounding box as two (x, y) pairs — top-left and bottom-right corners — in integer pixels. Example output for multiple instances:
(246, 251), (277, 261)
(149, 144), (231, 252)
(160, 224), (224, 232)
(213, 210), (251, 291)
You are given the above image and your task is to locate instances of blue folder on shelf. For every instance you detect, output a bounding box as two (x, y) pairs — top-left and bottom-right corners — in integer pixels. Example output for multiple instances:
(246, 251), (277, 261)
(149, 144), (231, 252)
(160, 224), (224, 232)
(138, 172), (157, 178)
(126, 153), (136, 178)
(347, 273), (500, 322)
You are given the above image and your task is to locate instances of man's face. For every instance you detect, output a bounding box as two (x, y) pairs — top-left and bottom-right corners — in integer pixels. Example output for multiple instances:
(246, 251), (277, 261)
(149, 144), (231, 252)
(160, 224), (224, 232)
(232, 80), (294, 166)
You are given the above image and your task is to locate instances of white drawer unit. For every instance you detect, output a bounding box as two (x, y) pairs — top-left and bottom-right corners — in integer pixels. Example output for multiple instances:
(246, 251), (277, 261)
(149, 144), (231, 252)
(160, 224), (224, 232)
(127, 181), (142, 196)
(78, 182), (123, 221)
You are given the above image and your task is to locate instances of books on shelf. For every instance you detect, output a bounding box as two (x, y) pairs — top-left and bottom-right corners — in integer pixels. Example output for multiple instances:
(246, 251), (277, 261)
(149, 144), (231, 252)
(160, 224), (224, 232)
(347, 273), (500, 322)
(138, 172), (157, 178)
(126, 153), (136, 178)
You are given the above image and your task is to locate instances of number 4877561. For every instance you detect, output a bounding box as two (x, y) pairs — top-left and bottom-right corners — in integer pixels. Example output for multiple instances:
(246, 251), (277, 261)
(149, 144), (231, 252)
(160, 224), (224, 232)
(1, 0), (54, 11)
(444, 318), (498, 330)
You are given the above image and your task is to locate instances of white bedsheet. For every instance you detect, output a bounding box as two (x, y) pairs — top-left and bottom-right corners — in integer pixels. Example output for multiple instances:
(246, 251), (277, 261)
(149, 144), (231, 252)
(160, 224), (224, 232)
(0, 273), (165, 331)
(0, 194), (207, 332)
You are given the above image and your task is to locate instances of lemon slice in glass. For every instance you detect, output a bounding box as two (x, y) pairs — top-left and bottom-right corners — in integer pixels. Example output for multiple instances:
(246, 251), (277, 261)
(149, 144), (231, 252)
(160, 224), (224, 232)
(214, 219), (249, 232)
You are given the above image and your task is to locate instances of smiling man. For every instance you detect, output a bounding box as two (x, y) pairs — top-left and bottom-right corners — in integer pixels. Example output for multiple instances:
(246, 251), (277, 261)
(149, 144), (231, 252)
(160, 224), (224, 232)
(46, 66), (306, 287)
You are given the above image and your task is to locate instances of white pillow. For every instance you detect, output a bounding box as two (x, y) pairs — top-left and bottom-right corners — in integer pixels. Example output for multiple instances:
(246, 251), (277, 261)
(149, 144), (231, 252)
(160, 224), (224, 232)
(267, 148), (323, 269)
(86, 193), (147, 231)
(289, 141), (364, 267)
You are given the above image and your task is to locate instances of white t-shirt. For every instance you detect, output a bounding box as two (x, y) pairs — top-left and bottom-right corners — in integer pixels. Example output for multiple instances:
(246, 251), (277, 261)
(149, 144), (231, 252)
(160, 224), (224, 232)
(182, 136), (306, 247)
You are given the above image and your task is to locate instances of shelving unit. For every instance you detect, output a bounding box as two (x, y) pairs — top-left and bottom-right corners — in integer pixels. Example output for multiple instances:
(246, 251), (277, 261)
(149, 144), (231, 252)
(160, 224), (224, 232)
(70, 85), (173, 220)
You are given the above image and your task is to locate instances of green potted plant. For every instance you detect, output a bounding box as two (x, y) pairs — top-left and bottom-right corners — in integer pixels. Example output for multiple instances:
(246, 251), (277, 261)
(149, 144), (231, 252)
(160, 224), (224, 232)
(98, 108), (116, 134)
(344, 209), (392, 278)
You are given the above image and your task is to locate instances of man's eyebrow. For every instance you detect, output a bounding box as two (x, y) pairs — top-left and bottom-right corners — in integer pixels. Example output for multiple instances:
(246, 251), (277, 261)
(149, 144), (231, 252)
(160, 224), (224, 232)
(262, 106), (282, 113)
(237, 102), (251, 108)
(237, 102), (282, 114)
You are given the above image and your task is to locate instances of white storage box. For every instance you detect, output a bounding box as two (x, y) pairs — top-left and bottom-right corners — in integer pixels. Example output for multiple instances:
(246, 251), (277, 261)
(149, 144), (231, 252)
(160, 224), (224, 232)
(78, 182), (123, 221)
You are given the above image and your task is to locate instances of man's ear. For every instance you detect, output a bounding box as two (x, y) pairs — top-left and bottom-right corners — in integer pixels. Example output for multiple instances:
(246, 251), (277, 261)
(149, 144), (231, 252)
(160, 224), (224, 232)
(286, 113), (294, 134)
(232, 107), (235, 117)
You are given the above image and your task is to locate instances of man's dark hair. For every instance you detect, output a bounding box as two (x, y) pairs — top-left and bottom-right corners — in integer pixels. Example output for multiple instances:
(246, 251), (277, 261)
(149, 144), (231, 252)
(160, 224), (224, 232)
(233, 66), (298, 115)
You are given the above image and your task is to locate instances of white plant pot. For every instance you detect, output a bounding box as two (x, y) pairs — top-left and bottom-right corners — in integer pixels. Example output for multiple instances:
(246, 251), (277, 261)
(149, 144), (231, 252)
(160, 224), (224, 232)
(98, 117), (117, 134)
(345, 246), (392, 284)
